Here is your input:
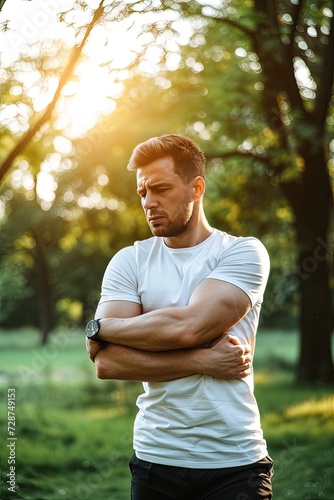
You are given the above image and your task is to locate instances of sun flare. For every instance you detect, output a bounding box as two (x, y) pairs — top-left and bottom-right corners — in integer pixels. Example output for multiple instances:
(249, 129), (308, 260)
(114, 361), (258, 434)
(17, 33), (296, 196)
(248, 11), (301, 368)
(59, 21), (142, 138)
(62, 61), (118, 137)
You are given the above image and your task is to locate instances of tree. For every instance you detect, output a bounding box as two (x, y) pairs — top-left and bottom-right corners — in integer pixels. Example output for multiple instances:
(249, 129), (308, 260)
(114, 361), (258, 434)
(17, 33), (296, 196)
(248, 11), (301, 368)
(174, 0), (333, 382)
(0, 0), (158, 183)
(0, 0), (161, 342)
(251, 0), (333, 383)
(0, 0), (106, 183)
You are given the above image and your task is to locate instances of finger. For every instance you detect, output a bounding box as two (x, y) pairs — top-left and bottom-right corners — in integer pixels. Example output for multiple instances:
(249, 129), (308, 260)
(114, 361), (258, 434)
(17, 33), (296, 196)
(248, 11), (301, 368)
(243, 352), (252, 363)
(244, 343), (251, 353)
(227, 334), (241, 345)
(228, 336), (251, 355)
(239, 364), (252, 378)
(237, 342), (251, 355)
(238, 355), (251, 367)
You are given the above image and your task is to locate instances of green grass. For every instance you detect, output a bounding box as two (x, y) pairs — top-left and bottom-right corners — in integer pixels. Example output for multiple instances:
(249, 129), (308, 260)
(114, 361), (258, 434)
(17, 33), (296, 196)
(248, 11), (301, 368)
(0, 328), (333, 499)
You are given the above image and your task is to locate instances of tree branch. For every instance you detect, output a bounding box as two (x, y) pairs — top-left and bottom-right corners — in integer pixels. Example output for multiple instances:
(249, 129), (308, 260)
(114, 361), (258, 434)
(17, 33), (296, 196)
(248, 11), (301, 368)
(205, 148), (273, 168)
(204, 14), (258, 44)
(205, 147), (302, 216)
(0, 0), (106, 185)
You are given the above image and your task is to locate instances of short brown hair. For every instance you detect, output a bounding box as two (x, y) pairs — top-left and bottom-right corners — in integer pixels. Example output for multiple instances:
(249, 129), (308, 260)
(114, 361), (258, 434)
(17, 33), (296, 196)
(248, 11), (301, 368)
(127, 134), (206, 183)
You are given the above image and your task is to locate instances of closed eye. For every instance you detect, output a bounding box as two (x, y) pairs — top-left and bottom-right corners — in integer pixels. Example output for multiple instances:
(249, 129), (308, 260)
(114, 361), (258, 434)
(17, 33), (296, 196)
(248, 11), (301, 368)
(137, 186), (170, 197)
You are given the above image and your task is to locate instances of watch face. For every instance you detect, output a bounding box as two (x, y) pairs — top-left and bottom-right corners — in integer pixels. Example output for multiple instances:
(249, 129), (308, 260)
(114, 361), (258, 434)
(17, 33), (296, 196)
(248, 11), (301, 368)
(85, 319), (100, 339)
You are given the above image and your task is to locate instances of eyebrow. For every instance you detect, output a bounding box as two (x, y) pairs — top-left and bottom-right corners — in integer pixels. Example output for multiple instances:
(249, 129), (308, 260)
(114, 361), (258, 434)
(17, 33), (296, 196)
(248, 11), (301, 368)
(136, 181), (172, 195)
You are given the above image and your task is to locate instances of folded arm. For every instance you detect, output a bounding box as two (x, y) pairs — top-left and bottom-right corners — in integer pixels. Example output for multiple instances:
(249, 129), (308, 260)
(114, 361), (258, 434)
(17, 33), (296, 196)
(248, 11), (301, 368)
(87, 298), (252, 382)
(91, 336), (252, 382)
(96, 278), (251, 351)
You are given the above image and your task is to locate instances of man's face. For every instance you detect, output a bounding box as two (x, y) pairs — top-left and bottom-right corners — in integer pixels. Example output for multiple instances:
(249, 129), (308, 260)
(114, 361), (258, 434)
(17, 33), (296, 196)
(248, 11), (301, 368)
(136, 156), (194, 238)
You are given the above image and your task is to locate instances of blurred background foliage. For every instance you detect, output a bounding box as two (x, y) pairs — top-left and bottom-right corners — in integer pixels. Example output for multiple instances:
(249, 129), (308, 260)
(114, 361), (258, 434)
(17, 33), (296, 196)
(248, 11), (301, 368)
(0, 0), (333, 381)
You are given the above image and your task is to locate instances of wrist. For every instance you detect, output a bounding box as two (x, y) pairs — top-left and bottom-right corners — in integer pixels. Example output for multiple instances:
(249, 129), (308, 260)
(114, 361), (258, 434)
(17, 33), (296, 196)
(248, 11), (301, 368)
(189, 348), (207, 375)
(100, 317), (126, 345)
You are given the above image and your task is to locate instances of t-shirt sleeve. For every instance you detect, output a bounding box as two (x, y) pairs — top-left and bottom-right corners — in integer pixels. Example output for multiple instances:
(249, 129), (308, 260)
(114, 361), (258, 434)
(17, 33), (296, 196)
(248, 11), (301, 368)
(207, 237), (270, 307)
(98, 246), (141, 305)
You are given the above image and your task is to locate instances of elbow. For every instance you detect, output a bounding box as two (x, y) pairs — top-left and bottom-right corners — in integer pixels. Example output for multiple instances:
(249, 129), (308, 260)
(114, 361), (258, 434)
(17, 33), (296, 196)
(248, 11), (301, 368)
(175, 321), (204, 349)
(178, 333), (205, 349)
(96, 368), (107, 380)
(175, 317), (215, 349)
(177, 332), (197, 348)
(95, 356), (110, 379)
(95, 349), (122, 380)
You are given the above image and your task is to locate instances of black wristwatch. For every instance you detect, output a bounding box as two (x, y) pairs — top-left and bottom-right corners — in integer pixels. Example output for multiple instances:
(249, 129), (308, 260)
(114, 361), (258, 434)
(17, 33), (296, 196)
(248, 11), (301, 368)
(85, 319), (105, 345)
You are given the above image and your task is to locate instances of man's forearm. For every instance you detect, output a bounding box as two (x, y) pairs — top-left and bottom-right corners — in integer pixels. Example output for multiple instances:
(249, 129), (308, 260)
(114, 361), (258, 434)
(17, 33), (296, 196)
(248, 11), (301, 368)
(94, 334), (252, 382)
(94, 342), (202, 382)
(98, 308), (189, 352)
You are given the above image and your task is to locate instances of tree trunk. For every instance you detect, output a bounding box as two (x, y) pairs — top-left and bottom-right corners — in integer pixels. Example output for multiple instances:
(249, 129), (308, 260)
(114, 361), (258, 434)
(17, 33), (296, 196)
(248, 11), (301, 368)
(252, 0), (334, 382)
(292, 149), (333, 382)
(31, 230), (53, 345)
(296, 239), (333, 382)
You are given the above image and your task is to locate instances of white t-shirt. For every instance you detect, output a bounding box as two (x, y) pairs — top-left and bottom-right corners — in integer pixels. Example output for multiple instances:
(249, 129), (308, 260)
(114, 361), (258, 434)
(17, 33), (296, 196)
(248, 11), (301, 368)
(99, 229), (270, 468)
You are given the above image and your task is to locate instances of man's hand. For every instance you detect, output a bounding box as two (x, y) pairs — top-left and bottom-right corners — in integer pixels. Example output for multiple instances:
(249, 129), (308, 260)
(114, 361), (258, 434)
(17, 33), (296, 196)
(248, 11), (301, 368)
(197, 334), (252, 379)
(86, 338), (104, 362)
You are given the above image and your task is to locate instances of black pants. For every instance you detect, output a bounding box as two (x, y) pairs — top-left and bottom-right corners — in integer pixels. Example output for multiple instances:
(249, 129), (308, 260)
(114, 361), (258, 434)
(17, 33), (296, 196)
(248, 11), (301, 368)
(129, 454), (273, 500)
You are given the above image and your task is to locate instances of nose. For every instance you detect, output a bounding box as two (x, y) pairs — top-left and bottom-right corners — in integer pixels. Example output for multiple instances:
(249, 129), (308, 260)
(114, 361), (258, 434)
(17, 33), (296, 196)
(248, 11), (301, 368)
(143, 190), (158, 210)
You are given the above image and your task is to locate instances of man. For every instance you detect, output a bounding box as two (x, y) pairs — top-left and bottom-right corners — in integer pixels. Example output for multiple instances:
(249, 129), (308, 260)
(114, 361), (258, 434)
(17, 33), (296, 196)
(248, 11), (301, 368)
(86, 134), (273, 499)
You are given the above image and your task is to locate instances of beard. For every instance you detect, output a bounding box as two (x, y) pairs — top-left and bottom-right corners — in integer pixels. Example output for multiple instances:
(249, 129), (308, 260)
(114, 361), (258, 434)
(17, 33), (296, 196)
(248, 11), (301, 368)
(147, 199), (193, 238)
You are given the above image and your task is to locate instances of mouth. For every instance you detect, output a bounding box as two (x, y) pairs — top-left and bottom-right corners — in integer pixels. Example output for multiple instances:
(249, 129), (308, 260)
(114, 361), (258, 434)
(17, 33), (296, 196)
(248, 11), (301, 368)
(148, 216), (164, 225)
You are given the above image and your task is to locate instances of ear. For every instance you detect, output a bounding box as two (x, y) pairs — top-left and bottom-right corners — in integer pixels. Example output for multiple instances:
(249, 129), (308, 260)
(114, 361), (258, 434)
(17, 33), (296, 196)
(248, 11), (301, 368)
(191, 176), (205, 201)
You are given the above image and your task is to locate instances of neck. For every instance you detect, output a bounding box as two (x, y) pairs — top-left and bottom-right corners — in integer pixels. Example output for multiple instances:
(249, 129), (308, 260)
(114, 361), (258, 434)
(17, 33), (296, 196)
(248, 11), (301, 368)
(164, 207), (213, 249)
